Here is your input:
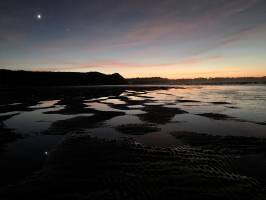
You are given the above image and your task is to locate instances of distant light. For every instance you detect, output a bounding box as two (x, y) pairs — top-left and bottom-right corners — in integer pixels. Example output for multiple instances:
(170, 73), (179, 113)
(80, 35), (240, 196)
(37, 13), (42, 20)
(44, 151), (48, 156)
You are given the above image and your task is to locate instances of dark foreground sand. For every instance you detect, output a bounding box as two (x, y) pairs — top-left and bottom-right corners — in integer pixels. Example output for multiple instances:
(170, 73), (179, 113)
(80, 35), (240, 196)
(1, 86), (266, 199)
(1, 134), (265, 200)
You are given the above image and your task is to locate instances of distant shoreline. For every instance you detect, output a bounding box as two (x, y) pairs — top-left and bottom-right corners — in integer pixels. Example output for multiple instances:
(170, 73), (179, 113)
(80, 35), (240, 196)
(0, 84), (265, 91)
(128, 77), (266, 85)
(0, 69), (265, 86)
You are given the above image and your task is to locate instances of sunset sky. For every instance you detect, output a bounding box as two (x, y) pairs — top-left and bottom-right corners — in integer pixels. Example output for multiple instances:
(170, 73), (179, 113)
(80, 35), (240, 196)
(0, 0), (266, 78)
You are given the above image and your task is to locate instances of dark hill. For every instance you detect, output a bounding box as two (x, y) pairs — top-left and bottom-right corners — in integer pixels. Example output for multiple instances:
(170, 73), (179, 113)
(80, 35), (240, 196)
(0, 70), (127, 86)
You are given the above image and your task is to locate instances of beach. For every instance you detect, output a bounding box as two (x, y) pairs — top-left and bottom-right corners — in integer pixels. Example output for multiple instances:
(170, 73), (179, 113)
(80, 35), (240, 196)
(1, 85), (266, 199)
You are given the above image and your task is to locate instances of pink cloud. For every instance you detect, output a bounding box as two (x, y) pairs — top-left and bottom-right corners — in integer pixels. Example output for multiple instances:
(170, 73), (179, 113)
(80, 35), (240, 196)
(20, 0), (263, 71)
(119, 0), (261, 46)
(177, 56), (224, 65)
(221, 26), (262, 45)
(38, 55), (224, 72)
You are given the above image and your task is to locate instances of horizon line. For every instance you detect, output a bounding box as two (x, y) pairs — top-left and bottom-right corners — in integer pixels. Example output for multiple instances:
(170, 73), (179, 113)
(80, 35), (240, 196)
(1, 68), (266, 80)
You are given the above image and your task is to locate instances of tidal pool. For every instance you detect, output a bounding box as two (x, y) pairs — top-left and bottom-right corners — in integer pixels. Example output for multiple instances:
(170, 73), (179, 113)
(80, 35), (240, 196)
(1, 85), (266, 187)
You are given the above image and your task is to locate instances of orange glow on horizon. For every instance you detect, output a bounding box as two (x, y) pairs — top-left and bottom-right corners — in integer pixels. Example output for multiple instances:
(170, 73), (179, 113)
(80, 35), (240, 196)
(37, 64), (266, 79)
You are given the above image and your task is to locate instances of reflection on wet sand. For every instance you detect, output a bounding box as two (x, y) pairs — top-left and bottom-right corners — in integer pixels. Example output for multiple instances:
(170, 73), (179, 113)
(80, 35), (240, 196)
(0, 113), (22, 152)
(1, 135), (265, 200)
(1, 85), (266, 198)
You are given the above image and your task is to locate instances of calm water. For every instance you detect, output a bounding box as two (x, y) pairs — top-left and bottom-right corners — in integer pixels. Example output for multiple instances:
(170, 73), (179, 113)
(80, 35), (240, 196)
(1, 85), (266, 186)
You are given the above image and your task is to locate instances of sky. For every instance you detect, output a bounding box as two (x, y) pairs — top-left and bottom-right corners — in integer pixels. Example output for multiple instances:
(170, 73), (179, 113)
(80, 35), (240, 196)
(0, 0), (266, 78)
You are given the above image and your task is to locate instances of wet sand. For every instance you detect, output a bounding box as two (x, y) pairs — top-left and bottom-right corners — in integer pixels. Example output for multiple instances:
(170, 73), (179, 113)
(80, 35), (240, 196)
(1, 135), (265, 200)
(0, 114), (22, 152)
(1, 85), (266, 199)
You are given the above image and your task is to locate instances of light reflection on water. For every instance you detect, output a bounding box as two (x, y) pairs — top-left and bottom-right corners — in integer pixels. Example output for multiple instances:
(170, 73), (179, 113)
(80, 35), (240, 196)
(0, 134), (63, 187)
(106, 115), (143, 126)
(5, 104), (93, 134)
(1, 85), (266, 139)
(101, 98), (126, 105)
(28, 100), (60, 109)
(171, 114), (266, 138)
(0, 85), (266, 138)
(1, 85), (266, 187)
(86, 102), (120, 112)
